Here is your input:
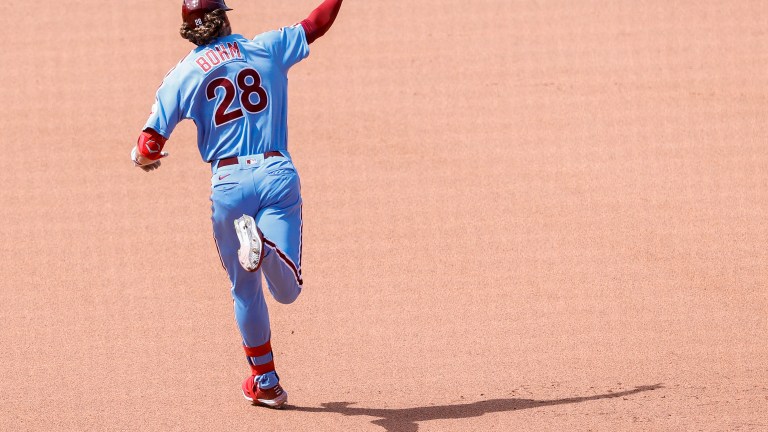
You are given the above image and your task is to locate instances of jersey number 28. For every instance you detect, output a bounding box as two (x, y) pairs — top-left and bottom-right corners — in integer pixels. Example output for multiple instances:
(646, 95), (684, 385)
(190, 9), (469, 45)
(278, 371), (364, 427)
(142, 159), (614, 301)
(206, 68), (268, 127)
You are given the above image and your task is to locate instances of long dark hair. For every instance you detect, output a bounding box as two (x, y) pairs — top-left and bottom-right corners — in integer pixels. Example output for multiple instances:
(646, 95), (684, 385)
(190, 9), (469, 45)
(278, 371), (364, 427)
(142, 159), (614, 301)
(179, 9), (230, 46)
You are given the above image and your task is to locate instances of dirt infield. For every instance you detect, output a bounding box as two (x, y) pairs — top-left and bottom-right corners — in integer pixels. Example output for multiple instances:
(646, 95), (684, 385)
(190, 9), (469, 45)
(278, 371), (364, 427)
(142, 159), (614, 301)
(1, 1), (766, 430)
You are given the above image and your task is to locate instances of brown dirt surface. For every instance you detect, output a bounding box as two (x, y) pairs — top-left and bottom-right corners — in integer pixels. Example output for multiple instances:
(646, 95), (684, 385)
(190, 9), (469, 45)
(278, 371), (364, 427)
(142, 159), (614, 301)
(1, 1), (766, 431)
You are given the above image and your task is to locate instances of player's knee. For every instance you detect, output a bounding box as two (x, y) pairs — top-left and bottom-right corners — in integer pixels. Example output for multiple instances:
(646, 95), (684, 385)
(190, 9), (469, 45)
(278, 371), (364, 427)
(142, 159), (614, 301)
(273, 285), (301, 304)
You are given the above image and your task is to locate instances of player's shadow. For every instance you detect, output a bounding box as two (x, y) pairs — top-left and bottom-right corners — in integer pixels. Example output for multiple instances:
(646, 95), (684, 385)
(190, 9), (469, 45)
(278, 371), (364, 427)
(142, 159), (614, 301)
(291, 384), (662, 432)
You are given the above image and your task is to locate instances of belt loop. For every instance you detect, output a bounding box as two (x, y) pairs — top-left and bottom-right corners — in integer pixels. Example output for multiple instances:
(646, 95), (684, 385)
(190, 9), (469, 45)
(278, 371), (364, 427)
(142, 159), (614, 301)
(242, 155), (265, 166)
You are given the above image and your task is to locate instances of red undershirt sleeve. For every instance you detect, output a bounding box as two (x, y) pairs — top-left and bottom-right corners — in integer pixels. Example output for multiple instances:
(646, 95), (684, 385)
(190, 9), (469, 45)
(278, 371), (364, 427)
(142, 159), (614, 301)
(300, 0), (343, 44)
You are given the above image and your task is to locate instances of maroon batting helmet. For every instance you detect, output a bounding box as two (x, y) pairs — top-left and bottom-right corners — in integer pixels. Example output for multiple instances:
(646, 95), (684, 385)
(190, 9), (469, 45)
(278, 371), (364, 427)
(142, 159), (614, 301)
(182, 0), (233, 29)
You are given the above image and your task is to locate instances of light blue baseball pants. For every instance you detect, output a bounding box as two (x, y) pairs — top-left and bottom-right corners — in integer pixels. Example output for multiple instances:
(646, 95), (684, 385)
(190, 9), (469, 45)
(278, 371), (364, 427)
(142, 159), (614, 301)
(210, 153), (303, 370)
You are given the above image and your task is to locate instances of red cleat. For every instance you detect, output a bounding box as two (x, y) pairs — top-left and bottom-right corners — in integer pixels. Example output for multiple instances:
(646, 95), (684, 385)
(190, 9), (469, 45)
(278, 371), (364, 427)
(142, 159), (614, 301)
(242, 375), (288, 409)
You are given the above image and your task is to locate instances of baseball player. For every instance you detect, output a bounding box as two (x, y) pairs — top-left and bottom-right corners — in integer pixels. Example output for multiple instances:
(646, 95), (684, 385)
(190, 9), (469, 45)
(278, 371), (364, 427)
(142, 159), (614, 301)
(130, 0), (343, 409)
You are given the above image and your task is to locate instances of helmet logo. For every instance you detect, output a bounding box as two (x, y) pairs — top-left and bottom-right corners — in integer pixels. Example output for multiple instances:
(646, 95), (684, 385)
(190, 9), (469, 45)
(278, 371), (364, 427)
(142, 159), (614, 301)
(195, 18), (203, 26)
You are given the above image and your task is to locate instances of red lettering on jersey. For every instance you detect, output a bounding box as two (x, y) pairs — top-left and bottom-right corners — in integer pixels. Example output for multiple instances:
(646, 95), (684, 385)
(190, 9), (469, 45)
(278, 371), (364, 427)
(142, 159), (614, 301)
(216, 44), (231, 61)
(227, 42), (242, 59)
(206, 50), (221, 66)
(196, 57), (212, 72)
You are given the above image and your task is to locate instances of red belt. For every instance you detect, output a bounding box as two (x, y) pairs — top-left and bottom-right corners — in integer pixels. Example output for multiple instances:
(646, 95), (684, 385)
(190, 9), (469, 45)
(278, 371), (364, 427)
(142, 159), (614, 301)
(213, 151), (283, 169)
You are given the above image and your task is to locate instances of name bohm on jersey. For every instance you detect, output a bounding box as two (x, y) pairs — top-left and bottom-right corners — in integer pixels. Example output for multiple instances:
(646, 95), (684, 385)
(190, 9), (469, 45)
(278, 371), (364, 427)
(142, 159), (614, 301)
(195, 42), (245, 73)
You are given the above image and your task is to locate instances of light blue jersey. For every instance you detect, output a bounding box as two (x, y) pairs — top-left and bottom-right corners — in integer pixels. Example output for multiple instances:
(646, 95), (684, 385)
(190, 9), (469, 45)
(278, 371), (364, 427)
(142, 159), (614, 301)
(145, 26), (309, 162)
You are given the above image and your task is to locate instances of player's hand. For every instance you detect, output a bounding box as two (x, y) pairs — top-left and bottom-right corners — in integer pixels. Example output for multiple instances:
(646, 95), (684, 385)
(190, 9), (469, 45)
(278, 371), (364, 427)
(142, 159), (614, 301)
(137, 159), (163, 172)
(131, 146), (169, 172)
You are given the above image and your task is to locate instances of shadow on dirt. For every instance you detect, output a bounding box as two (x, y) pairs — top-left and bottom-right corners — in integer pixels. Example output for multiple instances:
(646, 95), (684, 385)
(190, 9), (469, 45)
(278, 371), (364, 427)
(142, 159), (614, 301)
(291, 384), (662, 432)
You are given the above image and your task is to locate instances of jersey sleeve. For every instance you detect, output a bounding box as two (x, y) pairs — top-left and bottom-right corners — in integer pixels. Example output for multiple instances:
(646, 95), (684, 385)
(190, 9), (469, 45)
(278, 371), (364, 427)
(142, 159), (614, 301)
(144, 73), (185, 139)
(258, 25), (310, 71)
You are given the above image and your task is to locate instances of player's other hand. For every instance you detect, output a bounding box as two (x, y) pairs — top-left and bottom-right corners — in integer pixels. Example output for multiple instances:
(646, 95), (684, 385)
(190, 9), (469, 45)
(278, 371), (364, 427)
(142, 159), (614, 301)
(131, 146), (169, 172)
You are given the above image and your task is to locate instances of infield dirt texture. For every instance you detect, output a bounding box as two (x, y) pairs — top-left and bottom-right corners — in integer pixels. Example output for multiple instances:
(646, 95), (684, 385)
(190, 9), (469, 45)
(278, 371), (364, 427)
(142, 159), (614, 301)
(1, 1), (766, 431)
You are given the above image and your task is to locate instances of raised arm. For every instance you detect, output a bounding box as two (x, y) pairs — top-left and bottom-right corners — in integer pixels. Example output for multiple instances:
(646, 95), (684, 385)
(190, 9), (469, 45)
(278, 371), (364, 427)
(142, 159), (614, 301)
(300, 0), (343, 44)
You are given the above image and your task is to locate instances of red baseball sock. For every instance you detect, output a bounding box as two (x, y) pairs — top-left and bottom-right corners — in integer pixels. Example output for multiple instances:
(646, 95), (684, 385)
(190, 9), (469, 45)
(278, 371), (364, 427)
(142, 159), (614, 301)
(243, 340), (275, 376)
